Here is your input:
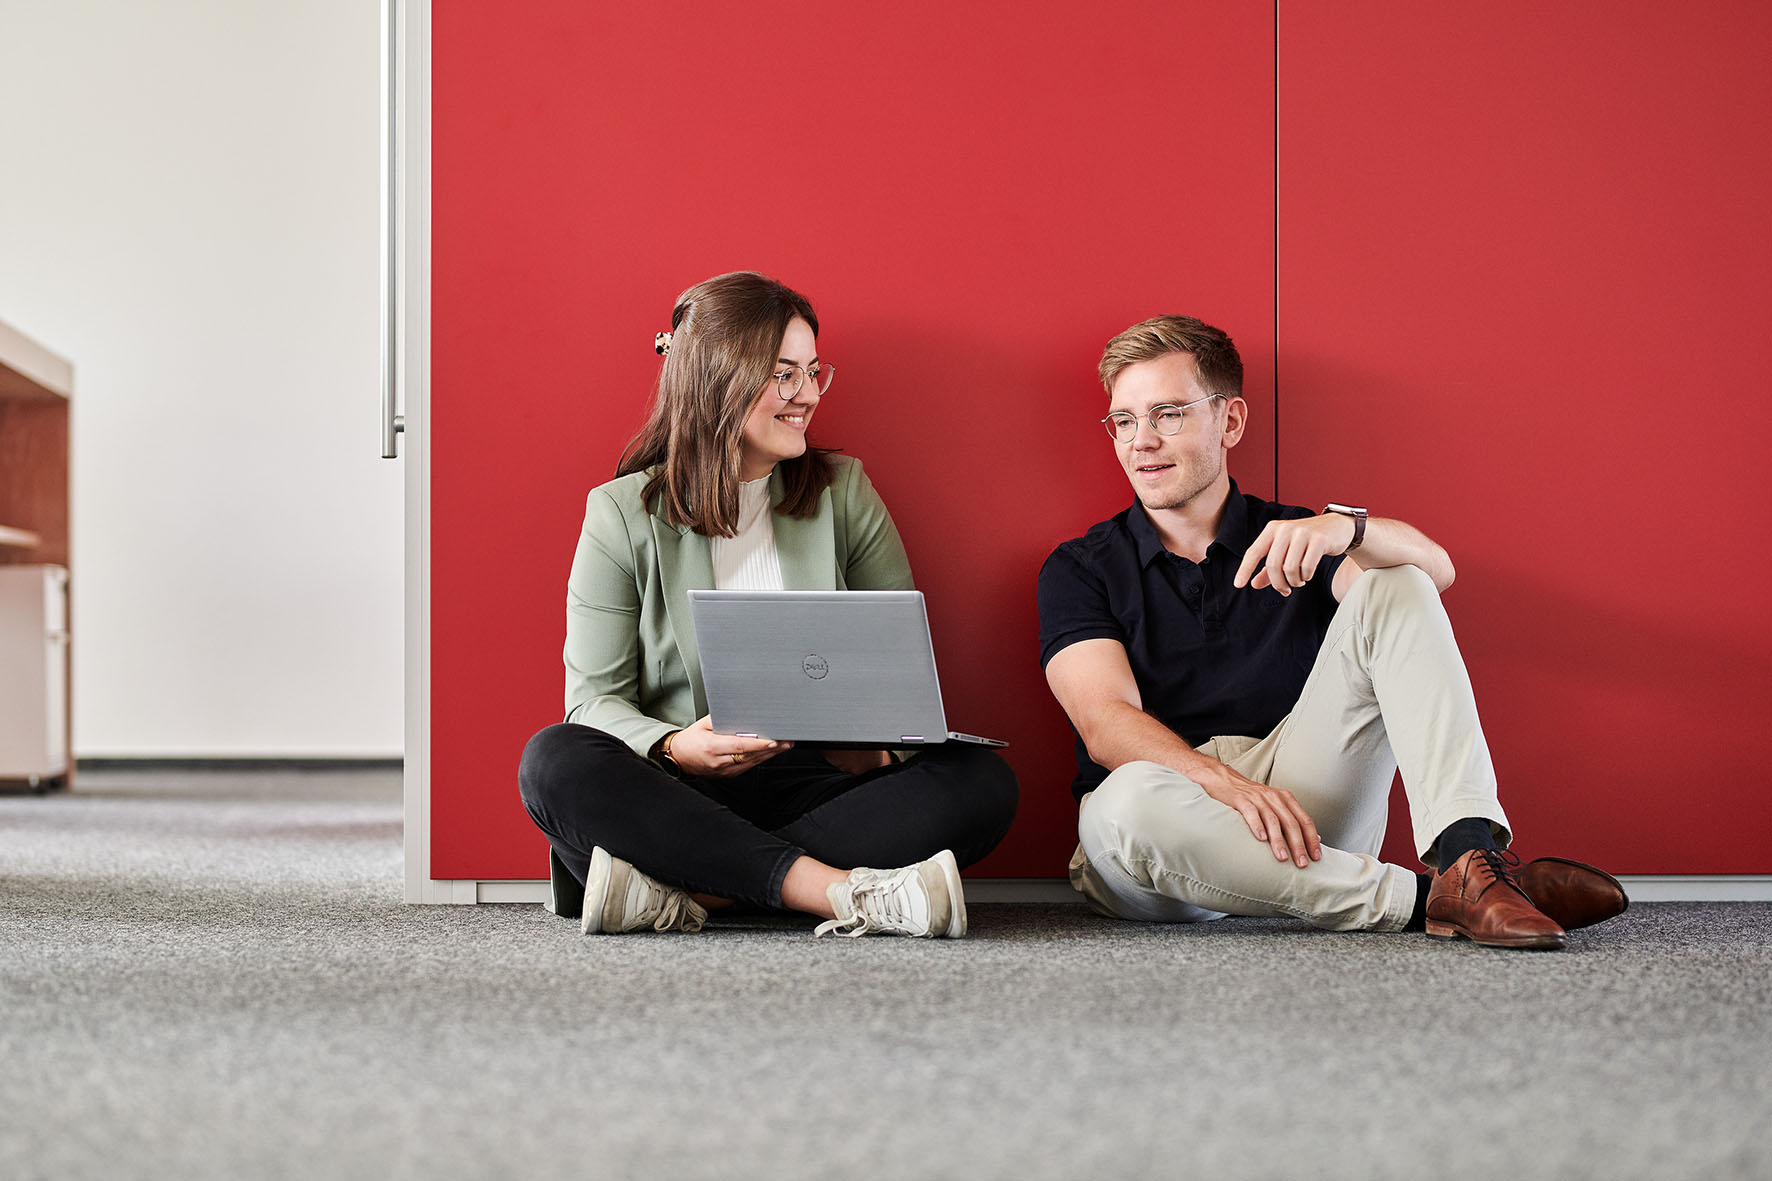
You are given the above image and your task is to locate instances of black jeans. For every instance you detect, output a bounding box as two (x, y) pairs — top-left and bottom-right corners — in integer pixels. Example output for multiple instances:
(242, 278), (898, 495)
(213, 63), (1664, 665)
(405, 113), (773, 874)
(518, 723), (1019, 911)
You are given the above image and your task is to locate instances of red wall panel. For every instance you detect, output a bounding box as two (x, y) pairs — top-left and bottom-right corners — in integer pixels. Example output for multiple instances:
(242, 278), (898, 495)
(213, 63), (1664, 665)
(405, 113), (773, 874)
(431, 3), (1277, 878)
(1278, 3), (1772, 871)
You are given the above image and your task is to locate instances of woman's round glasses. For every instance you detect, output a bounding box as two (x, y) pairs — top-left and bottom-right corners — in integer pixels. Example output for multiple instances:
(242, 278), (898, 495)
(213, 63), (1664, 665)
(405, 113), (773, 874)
(1100, 393), (1223, 443)
(772, 362), (836, 400)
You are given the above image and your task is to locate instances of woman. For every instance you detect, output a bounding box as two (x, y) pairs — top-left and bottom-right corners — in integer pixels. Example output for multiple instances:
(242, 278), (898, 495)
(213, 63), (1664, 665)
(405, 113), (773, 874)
(519, 272), (1017, 938)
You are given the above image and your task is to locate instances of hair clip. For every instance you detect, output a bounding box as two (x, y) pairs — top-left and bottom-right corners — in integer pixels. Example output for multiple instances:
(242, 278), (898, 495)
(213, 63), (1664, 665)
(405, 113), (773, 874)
(655, 331), (673, 356)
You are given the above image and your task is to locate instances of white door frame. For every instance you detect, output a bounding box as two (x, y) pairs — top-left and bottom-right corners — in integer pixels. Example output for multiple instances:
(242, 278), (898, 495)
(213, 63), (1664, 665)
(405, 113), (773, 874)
(393, 0), (460, 904)
(391, 0), (554, 905)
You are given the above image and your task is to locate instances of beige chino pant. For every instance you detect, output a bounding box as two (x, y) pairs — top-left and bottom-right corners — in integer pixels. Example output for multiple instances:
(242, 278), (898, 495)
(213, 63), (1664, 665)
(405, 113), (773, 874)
(1070, 564), (1510, 932)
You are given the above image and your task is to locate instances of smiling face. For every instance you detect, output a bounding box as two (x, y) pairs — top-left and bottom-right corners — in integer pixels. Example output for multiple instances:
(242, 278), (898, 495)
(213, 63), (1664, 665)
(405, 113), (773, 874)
(738, 316), (820, 481)
(1107, 351), (1245, 514)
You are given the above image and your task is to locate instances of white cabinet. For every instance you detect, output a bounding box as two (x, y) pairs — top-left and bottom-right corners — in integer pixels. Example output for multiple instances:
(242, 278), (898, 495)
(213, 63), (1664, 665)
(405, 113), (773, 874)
(0, 565), (69, 782)
(1, 317), (72, 787)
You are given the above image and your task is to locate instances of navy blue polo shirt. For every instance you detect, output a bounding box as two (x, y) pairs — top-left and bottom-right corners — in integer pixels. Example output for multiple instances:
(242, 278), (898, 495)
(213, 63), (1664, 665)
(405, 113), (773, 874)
(1037, 481), (1344, 800)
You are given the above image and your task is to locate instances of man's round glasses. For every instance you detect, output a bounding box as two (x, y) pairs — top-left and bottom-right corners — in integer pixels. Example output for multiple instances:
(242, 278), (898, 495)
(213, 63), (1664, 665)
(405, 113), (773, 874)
(1100, 393), (1224, 443)
(772, 362), (836, 400)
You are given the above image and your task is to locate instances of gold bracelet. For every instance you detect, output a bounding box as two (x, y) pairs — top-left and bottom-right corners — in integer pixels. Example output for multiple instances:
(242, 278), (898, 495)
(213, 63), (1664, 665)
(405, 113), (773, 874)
(658, 730), (681, 767)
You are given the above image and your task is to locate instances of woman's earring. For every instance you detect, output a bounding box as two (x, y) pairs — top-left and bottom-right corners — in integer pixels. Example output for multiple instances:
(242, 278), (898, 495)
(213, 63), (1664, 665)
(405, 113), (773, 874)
(655, 331), (673, 357)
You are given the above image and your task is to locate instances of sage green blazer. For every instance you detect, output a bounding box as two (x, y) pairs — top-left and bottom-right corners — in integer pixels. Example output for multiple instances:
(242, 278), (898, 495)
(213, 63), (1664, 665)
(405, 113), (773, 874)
(563, 455), (914, 757)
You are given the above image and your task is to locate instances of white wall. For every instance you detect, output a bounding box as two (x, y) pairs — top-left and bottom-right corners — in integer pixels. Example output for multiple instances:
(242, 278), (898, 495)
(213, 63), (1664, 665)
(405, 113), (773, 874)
(0, 1), (402, 756)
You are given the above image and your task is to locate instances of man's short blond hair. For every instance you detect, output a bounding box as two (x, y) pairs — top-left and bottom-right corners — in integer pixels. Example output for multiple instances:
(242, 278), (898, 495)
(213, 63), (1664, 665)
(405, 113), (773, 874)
(1098, 315), (1244, 397)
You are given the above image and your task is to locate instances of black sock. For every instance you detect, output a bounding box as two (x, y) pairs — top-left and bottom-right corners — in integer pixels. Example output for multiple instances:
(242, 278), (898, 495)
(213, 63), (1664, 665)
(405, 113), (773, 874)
(1434, 817), (1498, 873)
(1404, 873), (1432, 931)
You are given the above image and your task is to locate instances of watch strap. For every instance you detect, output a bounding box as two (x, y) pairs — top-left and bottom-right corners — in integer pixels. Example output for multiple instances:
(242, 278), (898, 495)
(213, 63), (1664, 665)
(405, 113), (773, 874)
(1324, 503), (1368, 552)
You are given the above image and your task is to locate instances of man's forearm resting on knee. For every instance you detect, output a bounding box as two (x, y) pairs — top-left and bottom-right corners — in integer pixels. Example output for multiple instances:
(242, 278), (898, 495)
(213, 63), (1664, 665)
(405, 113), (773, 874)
(1045, 638), (1322, 869)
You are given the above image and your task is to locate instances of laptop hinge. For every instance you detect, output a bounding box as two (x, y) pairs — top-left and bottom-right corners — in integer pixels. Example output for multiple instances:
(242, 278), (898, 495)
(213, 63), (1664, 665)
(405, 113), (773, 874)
(899, 735), (924, 743)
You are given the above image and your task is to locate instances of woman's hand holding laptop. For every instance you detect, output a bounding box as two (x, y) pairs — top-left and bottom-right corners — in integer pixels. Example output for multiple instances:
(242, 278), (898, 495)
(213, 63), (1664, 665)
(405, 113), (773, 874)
(662, 716), (791, 779)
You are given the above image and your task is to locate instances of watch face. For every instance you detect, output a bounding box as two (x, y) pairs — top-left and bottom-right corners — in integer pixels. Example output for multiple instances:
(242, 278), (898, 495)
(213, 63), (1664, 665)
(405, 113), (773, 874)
(1326, 503), (1367, 518)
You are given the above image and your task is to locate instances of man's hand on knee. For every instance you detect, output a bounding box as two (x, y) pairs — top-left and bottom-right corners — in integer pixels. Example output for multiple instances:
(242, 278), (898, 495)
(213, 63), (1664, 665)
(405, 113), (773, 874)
(1192, 762), (1322, 869)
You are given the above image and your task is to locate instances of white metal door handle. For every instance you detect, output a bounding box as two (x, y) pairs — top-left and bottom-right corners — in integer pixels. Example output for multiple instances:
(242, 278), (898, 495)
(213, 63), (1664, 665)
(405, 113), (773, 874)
(379, 0), (403, 459)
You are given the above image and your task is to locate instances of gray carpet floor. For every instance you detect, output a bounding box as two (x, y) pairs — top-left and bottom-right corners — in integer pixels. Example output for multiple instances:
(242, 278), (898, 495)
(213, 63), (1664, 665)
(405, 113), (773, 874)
(2, 768), (1768, 1180)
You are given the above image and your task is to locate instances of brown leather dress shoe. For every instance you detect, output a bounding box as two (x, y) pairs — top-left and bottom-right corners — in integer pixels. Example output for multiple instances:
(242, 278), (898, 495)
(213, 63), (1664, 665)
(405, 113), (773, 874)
(1426, 849), (1566, 949)
(1517, 857), (1628, 930)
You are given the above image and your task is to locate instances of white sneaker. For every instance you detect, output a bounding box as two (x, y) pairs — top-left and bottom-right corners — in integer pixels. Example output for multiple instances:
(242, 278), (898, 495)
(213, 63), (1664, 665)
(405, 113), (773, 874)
(814, 849), (966, 938)
(581, 847), (708, 935)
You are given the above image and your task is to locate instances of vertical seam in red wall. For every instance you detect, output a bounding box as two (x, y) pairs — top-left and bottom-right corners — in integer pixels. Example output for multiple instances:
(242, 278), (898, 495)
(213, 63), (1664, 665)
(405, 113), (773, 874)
(1272, 0), (1281, 503)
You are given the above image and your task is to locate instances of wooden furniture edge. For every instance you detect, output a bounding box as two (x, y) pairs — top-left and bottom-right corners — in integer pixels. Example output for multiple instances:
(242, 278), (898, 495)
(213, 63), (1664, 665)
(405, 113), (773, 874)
(0, 319), (74, 401)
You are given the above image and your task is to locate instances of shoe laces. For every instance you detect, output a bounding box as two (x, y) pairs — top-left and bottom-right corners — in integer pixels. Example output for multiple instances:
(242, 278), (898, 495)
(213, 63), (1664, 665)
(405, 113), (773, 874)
(814, 865), (924, 938)
(632, 876), (707, 933)
(1469, 848), (1530, 904)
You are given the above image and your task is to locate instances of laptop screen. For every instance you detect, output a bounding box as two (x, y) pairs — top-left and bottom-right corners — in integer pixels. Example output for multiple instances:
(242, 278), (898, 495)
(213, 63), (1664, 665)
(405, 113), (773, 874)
(688, 590), (951, 744)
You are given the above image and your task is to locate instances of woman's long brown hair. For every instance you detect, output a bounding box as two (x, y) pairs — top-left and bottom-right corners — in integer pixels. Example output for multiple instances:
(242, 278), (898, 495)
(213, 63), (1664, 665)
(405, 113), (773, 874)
(617, 271), (836, 536)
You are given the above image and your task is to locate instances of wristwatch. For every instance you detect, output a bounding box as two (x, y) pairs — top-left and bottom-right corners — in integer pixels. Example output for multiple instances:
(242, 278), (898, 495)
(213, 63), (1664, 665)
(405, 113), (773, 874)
(1324, 503), (1368, 552)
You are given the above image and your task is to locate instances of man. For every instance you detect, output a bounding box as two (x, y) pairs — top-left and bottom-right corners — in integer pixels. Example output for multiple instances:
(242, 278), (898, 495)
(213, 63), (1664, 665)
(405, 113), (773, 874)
(1037, 315), (1625, 948)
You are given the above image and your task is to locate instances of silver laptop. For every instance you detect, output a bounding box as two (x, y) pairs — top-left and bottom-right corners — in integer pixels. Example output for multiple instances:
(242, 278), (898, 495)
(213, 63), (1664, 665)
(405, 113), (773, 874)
(687, 589), (1007, 748)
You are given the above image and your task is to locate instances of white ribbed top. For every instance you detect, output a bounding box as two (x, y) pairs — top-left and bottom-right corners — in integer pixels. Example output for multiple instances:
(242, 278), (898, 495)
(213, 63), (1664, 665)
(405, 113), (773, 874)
(710, 476), (784, 590)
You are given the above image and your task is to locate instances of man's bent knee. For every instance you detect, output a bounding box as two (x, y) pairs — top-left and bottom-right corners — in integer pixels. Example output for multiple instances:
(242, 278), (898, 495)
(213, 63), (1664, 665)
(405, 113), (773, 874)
(1077, 763), (1213, 882)
(1074, 768), (1229, 923)
(1346, 562), (1439, 610)
(1079, 762), (1207, 850)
